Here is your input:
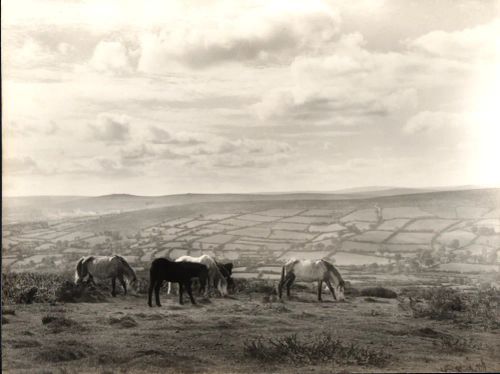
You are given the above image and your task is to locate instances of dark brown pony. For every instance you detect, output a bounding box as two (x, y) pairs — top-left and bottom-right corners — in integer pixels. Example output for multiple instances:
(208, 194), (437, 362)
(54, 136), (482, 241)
(148, 258), (209, 306)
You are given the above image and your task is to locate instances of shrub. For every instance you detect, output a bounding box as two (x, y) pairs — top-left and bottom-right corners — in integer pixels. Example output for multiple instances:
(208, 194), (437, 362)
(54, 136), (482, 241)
(2, 272), (69, 304)
(55, 281), (107, 303)
(360, 287), (397, 299)
(404, 287), (464, 320)
(244, 333), (390, 367)
(402, 286), (499, 329)
(234, 279), (277, 295)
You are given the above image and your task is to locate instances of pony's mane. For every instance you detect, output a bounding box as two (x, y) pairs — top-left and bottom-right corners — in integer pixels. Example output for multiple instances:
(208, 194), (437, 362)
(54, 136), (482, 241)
(115, 255), (137, 281)
(321, 260), (345, 287)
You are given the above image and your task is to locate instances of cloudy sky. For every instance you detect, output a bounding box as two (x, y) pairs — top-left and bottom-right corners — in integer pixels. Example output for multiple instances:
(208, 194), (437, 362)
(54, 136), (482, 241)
(2, 0), (500, 196)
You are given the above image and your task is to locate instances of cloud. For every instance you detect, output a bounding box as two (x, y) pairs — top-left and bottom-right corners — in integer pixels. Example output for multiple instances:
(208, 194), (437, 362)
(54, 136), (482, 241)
(3, 156), (41, 175)
(88, 113), (130, 142)
(90, 41), (135, 74)
(404, 111), (469, 134)
(137, 0), (340, 71)
(408, 20), (500, 61)
(148, 126), (205, 146)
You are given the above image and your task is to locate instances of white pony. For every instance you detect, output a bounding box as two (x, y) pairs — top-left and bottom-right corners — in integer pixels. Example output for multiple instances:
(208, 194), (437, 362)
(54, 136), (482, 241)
(278, 259), (345, 302)
(167, 254), (228, 297)
(75, 255), (138, 296)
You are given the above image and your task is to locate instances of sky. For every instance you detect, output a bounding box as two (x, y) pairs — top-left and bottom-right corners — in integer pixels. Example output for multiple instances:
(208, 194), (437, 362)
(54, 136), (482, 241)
(2, 0), (500, 196)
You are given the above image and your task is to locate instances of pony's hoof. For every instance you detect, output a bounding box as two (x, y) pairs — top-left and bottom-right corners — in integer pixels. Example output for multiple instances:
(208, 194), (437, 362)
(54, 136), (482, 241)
(156, 303), (162, 307)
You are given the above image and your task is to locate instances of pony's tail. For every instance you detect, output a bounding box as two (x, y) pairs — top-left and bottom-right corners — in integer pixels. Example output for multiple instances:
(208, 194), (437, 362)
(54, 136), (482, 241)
(75, 257), (84, 284)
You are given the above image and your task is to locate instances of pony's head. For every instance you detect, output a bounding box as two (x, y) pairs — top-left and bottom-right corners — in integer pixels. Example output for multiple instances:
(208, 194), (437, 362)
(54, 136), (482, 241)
(217, 277), (228, 297)
(127, 276), (139, 295)
(218, 262), (234, 293)
(74, 257), (88, 284)
(334, 283), (346, 302)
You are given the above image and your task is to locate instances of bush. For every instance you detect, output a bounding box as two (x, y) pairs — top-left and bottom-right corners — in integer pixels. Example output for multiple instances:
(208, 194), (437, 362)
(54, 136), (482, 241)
(404, 287), (464, 320)
(234, 279), (277, 295)
(360, 287), (397, 299)
(402, 286), (499, 329)
(244, 333), (390, 367)
(55, 281), (107, 303)
(2, 272), (68, 304)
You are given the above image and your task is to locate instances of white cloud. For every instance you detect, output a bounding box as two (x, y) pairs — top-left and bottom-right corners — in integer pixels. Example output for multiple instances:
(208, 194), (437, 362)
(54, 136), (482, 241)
(88, 113), (130, 142)
(404, 111), (472, 134)
(409, 20), (500, 61)
(90, 41), (135, 74)
(137, 0), (340, 71)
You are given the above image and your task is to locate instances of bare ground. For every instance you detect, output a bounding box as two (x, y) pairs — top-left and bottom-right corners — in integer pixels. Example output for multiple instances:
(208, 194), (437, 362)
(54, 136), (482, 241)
(2, 288), (499, 373)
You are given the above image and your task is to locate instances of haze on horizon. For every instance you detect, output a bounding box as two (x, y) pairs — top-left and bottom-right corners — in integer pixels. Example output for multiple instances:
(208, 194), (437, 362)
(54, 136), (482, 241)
(2, 0), (500, 196)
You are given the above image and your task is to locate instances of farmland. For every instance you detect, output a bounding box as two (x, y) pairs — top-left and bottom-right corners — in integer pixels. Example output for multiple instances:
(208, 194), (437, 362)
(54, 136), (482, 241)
(2, 188), (500, 373)
(2, 188), (500, 281)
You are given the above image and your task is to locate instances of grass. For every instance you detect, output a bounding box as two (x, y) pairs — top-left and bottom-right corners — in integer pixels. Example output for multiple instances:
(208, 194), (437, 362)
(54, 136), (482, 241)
(243, 333), (390, 367)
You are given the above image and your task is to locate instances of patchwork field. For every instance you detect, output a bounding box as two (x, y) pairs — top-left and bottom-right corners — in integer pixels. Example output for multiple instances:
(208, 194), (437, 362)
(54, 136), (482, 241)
(3, 188), (500, 279)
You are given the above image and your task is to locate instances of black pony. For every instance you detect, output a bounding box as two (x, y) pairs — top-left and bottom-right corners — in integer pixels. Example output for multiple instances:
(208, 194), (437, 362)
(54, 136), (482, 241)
(148, 258), (209, 306)
(216, 262), (234, 292)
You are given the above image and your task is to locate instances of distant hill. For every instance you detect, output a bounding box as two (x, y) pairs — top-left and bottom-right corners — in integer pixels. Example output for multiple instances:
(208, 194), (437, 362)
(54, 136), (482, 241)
(2, 187), (497, 224)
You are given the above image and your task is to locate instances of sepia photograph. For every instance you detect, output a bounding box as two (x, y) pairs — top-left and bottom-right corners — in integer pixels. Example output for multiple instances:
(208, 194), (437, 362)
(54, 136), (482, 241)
(2, 0), (500, 373)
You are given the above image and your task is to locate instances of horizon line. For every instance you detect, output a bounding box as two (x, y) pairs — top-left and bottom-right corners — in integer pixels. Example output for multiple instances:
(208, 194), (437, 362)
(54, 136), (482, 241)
(3, 184), (498, 199)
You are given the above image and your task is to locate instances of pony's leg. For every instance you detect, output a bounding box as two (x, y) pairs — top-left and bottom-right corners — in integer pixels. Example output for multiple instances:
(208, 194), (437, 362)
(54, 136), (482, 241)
(111, 277), (117, 297)
(186, 282), (196, 305)
(118, 275), (127, 295)
(154, 281), (162, 307)
(317, 280), (323, 302)
(325, 280), (337, 300)
(148, 280), (155, 307)
(178, 283), (184, 305)
(286, 274), (295, 298)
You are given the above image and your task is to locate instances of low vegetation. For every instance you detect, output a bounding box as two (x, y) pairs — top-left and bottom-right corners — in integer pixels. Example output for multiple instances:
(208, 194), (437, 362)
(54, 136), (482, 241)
(402, 286), (500, 329)
(243, 333), (390, 367)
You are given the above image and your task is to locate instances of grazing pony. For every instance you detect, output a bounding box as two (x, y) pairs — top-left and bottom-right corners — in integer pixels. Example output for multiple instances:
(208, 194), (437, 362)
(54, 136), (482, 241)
(148, 258), (208, 306)
(278, 259), (345, 302)
(217, 262), (234, 292)
(75, 255), (137, 297)
(168, 255), (228, 297)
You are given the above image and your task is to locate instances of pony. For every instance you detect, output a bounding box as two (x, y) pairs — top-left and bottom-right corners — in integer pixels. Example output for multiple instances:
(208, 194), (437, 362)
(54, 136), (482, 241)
(216, 262), (234, 292)
(167, 255), (228, 297)
(278, 259), (345, 302)
(148, 258), (209, 306)
(75, 255), (137, 297)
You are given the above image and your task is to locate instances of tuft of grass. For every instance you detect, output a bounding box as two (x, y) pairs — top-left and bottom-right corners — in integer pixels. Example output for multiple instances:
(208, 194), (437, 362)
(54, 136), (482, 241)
(244, 333), (390, 367)
(440, 358), (487, 372)
(433, 335), (479, 353)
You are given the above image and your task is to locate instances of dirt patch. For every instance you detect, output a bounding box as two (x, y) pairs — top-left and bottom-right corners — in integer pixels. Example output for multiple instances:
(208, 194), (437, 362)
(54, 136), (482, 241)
(109, 315), (138, 328)
(4, 339), (42, 349)
(35, 340), (94, 363)
(42, 314), (84, 333)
